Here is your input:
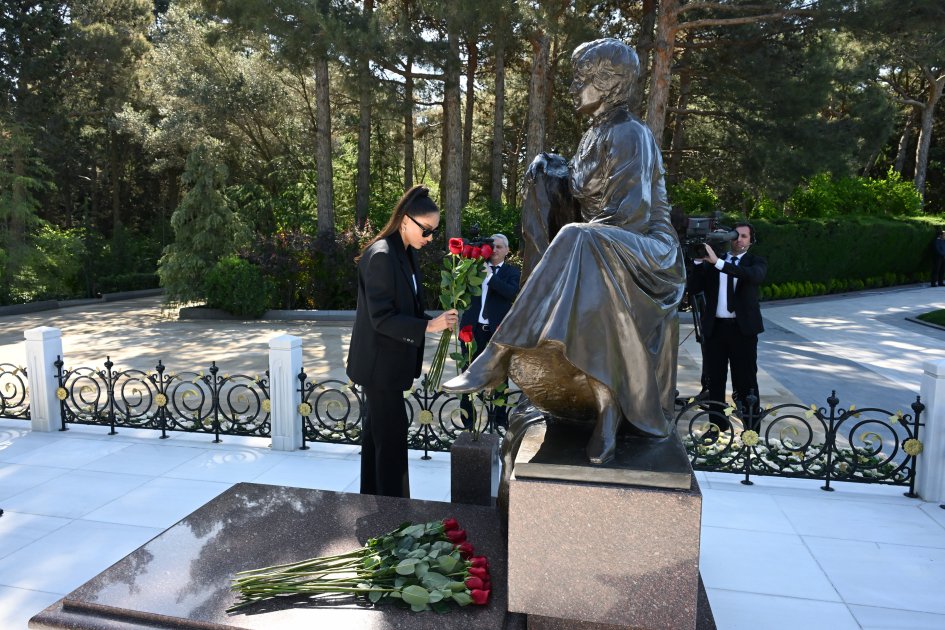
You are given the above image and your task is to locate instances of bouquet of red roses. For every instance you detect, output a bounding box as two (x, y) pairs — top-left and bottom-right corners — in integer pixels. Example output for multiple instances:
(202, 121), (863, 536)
(426, 239), (492, 390)
(228, 517), (491, 613)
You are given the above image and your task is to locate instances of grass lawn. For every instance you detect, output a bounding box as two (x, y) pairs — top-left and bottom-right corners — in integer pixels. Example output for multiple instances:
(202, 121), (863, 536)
(917, 309), (945, 327)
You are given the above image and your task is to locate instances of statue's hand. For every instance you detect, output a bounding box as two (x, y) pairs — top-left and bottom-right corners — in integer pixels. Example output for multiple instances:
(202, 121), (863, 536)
(525, 152), (550, 182)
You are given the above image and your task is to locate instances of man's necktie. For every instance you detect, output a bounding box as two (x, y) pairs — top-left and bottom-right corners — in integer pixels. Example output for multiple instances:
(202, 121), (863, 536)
(491, 265), (498, 274)
(727, 256), (737, 313)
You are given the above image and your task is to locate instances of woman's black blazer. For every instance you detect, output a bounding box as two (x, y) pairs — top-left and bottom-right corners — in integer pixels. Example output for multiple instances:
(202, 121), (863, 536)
(346, 233), (429, 391)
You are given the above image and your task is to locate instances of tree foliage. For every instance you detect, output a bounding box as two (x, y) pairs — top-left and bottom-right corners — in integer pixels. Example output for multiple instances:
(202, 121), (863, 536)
(0, 0), (943, 307)
(158, 145), (247, 303)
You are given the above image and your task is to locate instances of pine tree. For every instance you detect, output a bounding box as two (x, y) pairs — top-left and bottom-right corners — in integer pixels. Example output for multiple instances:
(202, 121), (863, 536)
(158, 145), (247, 303)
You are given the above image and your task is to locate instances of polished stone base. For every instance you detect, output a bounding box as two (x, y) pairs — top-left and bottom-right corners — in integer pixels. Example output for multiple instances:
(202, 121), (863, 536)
(513, 421), (693, 489)
(30, 483), (515, 629)
(451, 431), (501, 506)
(507, 425), (703, 629)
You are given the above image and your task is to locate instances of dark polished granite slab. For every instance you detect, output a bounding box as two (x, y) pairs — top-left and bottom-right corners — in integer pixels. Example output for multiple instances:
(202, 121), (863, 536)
(30, 483), (516, 629)
(513, 421), (693, 490)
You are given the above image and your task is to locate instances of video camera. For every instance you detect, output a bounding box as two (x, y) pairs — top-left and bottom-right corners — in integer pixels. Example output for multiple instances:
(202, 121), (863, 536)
(466, 224), (495, 249)
(682, 215), (738, 260)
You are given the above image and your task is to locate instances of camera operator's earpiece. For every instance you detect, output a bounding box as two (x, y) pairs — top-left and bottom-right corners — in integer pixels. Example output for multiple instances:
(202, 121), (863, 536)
(735, 221), (757, 245)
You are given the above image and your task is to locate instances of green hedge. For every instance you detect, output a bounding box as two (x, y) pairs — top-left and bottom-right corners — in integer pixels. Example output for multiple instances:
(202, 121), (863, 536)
(95, 272), (160, 294)
(204, 256), (272, 318)
(749, 215), (941, 287)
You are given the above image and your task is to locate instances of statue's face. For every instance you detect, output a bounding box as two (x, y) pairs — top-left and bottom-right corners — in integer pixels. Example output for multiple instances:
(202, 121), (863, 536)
(570, 70), (606, 117)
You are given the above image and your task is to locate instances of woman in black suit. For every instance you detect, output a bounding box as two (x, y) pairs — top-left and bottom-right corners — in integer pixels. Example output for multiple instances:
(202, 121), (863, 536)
(346, 186), (458, 498)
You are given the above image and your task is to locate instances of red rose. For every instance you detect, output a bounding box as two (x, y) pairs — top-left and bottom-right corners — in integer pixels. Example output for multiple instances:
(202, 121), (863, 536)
(470, 246), (482, 259)
(468, 566), (489, 580)
(470, 589), (490, 605)
(480, 244), (493, 259)
(442, 518), (460, 532)
(470, 556), (489, 568)
(446, 529), (467, 543)
(464, 576), (484, 590)
(458, 325), (474, 344)
(457, 542), (475, 558)
(448, 238), (464, 255)
(462, 245), (474, 258)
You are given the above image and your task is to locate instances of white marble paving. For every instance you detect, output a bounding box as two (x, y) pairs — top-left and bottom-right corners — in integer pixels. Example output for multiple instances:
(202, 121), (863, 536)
(700, 526), (843, 601)
(0, 585), (64, 630)
(2, 468), (152, 519)
(706, 589), (861, 630)
(0, 512), (71, 561)
(0, 518), (163, 594)
(776, 494), (945, 547)
(848, 604), (945, 629)
(700, 488), (796, 534)
(81, 477), (233, 529)
(803, 536), (945, 615)
(0, 464), (69, 502)
(78, 442), (209, 476)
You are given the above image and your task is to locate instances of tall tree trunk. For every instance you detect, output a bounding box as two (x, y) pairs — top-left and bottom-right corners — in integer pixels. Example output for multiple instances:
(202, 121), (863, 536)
(355, 0), (375, 228)
(506, 122), (525, 208)
(894, 110), (915, 175)
(314, 56), (335, 236)
(667, 31), (694, 184)
(630, 0), (658, 117)
(442, 27), (463, 237)
(646, 0), (680, 145)
(913, 71), (944, 202)
(490, 29), (506, 206)
(524, 31), (550, 173)
(110, 129), (122, 234)
(404, 57), (415, 189)
(8, 143), (27, 248)
(461, 37), (478, 208)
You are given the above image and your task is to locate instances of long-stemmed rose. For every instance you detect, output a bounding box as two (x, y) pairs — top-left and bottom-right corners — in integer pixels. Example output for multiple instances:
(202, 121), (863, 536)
(427, 241), (489, 390)
(229, 517), (491, 613)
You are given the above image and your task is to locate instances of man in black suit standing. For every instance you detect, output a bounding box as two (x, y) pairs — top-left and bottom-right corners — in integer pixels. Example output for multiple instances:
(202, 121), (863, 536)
(459, 233), (521, 428)
(686, 222), (767, 435)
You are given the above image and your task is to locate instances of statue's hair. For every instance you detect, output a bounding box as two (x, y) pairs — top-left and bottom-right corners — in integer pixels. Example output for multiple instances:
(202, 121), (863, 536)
(571, 38), (639, 108)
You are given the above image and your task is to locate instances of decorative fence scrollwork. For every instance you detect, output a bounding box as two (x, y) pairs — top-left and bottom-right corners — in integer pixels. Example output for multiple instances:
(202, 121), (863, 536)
(0, 363), (30, 420)
(55, 357), (270, 441)
(675, 390), (925, 494)
(298, 370), (521, 457)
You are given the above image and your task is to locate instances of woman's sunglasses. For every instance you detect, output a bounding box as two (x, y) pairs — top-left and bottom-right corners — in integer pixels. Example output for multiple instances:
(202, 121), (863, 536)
(406, 214), (438, 238)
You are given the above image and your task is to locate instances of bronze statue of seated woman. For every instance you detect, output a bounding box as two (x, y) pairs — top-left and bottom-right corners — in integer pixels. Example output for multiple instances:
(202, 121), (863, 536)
(444, 38), (685, 467)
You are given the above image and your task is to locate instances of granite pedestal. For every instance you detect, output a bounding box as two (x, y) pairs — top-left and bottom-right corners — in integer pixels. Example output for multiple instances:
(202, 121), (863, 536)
(30, 483), (519, 629)
(507, 423), (703, 629)
(451, 431), (501, 506)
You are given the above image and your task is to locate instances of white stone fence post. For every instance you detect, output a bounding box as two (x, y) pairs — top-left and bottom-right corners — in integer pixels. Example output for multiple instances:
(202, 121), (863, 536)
(268, 334), (304, 451)
(919, 359), (945, 504)
(24, 326), (63, 433)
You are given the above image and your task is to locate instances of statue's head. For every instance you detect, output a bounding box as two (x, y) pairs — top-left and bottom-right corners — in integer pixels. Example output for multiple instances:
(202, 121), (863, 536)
(570, 39), (638, 116)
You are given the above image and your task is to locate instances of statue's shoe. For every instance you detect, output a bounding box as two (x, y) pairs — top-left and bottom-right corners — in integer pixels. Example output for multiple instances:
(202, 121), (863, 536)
(442, 345), (508, 393)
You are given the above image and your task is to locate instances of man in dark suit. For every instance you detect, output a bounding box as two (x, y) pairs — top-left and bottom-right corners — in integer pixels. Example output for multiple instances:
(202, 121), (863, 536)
(686, 222), (767, 435)
(459, 233), (521, 428)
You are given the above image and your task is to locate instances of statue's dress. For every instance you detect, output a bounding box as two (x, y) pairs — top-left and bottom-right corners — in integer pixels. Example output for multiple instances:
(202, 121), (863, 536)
(490, 107), (685, 435)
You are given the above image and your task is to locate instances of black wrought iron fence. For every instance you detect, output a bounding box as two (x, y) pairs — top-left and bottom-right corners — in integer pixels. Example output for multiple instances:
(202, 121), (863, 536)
(55, 357), (270, 441)
(0, 363), (30, 420)
(298, 370), (521, 457)
(50, 356), (518, 452)
(674, 391), (925, 494)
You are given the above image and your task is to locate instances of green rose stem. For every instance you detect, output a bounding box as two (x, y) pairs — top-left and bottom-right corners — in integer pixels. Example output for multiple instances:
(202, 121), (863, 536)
(228, 520), (485, 613)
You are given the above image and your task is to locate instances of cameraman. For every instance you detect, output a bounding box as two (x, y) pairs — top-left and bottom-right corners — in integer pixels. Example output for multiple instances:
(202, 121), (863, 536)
(686, 223), (767, 437)
(459, 233), (521, 428)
